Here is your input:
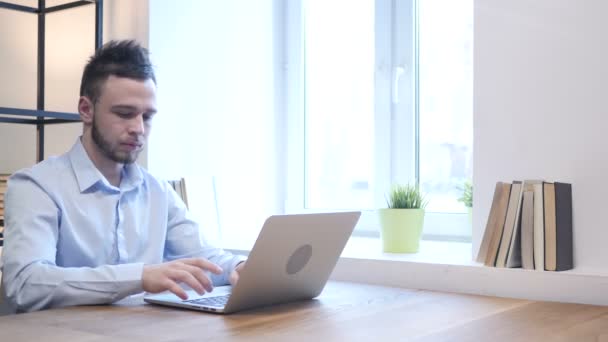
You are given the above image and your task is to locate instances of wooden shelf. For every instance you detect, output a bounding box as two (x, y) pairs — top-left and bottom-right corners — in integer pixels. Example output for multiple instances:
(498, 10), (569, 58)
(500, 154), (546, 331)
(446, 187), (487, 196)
(0, 0), (101, 161)
(0, 107), (80, 124)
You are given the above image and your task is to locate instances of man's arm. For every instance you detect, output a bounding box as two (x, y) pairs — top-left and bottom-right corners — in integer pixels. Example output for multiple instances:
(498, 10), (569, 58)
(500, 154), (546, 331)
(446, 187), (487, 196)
(0, 174), (143, 313)
(163, 183), (247, 286)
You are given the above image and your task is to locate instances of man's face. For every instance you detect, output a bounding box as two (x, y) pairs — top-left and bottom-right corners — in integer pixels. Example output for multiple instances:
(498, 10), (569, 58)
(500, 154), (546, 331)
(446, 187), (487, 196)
(90, 75), (157, 164)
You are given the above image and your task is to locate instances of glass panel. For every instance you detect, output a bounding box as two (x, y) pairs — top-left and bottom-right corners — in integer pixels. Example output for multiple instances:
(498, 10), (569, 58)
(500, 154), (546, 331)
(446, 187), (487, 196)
(418, 0), (474, 214)
(303, 0), (375, 210)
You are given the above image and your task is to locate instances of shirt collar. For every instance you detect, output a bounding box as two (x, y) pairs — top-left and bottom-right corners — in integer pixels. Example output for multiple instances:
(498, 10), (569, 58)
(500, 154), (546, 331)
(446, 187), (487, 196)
(68, 137), (144, 193)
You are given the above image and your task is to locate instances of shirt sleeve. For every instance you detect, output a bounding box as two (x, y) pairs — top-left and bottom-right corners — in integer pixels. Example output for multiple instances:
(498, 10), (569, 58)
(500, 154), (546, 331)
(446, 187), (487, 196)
(163, 183), (246, 285)
(0, 173), (145, 313)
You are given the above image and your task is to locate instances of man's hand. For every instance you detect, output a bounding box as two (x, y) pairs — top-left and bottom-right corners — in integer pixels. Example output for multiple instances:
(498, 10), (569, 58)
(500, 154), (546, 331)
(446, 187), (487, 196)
(229, 261), (246, 286)
(142, 258), (223, 300)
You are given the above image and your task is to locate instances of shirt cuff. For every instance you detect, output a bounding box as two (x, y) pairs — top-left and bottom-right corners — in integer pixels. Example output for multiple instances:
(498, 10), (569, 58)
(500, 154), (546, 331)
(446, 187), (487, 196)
(230, 256), (247, 271)
(112, 262), (145, 300)
(221, 255), (247, 285)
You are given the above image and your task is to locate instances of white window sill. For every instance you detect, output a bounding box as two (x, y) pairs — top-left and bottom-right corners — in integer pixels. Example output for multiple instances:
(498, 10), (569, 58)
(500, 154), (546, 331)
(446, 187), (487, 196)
(223, 235), (608, 306)
(339, 237), (475, 265)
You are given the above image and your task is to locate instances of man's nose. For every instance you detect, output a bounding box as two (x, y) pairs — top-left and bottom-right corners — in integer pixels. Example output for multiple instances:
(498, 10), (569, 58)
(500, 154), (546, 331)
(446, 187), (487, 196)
(129, 115), (145, 135)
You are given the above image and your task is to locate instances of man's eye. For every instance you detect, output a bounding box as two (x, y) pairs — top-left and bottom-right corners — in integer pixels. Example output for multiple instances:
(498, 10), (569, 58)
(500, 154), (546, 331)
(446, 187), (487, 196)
(143, 113), (156, 123)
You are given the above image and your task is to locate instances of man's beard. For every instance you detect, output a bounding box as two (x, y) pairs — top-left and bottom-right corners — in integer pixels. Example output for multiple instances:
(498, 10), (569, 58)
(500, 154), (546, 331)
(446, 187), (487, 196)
(91, 116), (140, 164)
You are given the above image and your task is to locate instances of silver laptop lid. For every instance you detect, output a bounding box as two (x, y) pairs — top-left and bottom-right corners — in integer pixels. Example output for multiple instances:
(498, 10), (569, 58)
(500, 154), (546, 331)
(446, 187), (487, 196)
(223, 211), (360, 313)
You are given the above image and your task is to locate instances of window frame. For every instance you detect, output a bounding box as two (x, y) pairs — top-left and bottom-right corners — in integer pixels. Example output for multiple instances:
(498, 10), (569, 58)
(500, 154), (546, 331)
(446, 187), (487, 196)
(284, 0), (471, 241)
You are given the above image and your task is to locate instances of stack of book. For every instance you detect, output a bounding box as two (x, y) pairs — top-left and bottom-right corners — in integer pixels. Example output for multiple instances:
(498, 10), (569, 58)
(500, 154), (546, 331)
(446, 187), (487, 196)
(0, 174), (8, 246)
(476, 180), (573, 271)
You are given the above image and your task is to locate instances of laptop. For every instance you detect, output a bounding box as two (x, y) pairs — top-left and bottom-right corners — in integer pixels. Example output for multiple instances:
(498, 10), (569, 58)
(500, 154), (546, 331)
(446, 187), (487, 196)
(144, 211), (361, 314)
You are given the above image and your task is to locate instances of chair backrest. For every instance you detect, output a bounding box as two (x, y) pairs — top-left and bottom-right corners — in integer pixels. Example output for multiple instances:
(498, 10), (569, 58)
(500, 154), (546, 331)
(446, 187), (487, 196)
(1, 173), (8, 247)
(168, 176), (222, 244)
(0, 264), (12, 315)
(168, 178), (189, 208)
(0, 174), (13, 314)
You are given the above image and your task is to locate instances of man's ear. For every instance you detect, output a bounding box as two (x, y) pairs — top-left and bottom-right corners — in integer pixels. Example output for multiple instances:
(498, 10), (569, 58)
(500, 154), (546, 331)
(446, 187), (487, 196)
(78, 96), (94, 124)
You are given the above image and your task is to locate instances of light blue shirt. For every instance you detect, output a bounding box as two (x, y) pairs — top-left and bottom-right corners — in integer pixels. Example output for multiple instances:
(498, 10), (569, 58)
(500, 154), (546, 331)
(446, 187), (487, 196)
(0, 138), (245, 313)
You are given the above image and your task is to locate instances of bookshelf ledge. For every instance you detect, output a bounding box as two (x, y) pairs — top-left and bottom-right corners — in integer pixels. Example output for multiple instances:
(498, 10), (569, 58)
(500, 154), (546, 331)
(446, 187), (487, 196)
(326, 237), (608, 306)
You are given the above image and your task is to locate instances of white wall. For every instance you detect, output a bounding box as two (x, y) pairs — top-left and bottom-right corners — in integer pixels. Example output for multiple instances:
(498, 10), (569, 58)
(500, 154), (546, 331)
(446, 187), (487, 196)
(148, 0), (282, 244)
(0, 0), (149, 173)
(474, 0), (608, 274)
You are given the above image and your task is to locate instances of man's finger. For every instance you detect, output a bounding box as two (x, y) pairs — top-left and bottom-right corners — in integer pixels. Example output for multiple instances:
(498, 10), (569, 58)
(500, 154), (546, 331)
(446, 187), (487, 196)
(229, 271), (239, 286)
(170, 269), (207, 295)
(166, 279), (188, 300)
(178, 263), (214, 293)
(181, 258), (223, 275)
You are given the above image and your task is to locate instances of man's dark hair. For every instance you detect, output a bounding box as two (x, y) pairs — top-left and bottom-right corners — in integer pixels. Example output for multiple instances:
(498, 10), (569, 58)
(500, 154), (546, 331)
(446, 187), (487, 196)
(79, 40), (156, 103)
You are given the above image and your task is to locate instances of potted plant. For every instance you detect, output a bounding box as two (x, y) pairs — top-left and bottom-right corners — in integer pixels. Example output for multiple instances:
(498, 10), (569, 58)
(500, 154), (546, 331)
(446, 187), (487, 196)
(378, 184), (428, 253)
(458, 180), (473, 224)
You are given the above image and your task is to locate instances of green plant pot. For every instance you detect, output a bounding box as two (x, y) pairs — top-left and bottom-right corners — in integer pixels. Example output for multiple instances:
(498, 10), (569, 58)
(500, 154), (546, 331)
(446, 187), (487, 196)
(378, 208), (425, 253)
(467, 207), (473, 226)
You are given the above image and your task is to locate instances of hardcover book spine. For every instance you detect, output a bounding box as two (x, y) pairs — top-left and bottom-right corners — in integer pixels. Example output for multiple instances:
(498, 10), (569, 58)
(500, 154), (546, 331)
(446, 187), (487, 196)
(554, 182), (573, 271)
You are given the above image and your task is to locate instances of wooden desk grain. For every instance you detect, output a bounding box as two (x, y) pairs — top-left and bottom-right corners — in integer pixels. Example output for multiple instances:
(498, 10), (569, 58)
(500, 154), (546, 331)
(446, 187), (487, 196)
(1, 281), (607, 341)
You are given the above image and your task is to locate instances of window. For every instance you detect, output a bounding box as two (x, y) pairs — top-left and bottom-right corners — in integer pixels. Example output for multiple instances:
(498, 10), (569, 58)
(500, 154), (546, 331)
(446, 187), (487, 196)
(418, 0), (473, 239)
(148, 0), (473, 244)
(286, 0), (473, 240)
(303, 0), (376, 210)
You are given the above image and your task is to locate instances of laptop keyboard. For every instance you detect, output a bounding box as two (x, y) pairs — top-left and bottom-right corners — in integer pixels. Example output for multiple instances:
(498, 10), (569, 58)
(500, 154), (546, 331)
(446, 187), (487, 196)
(184, 295), (230, 307)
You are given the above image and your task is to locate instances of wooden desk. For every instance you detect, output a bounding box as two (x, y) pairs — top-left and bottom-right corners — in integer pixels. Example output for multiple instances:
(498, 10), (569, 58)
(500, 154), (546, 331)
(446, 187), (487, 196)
(1, 281), (607, 341)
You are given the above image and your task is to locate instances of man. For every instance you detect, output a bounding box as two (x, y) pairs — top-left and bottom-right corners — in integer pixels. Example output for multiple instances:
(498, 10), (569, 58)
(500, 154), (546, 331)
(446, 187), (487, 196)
(0, 40), (245, 313)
